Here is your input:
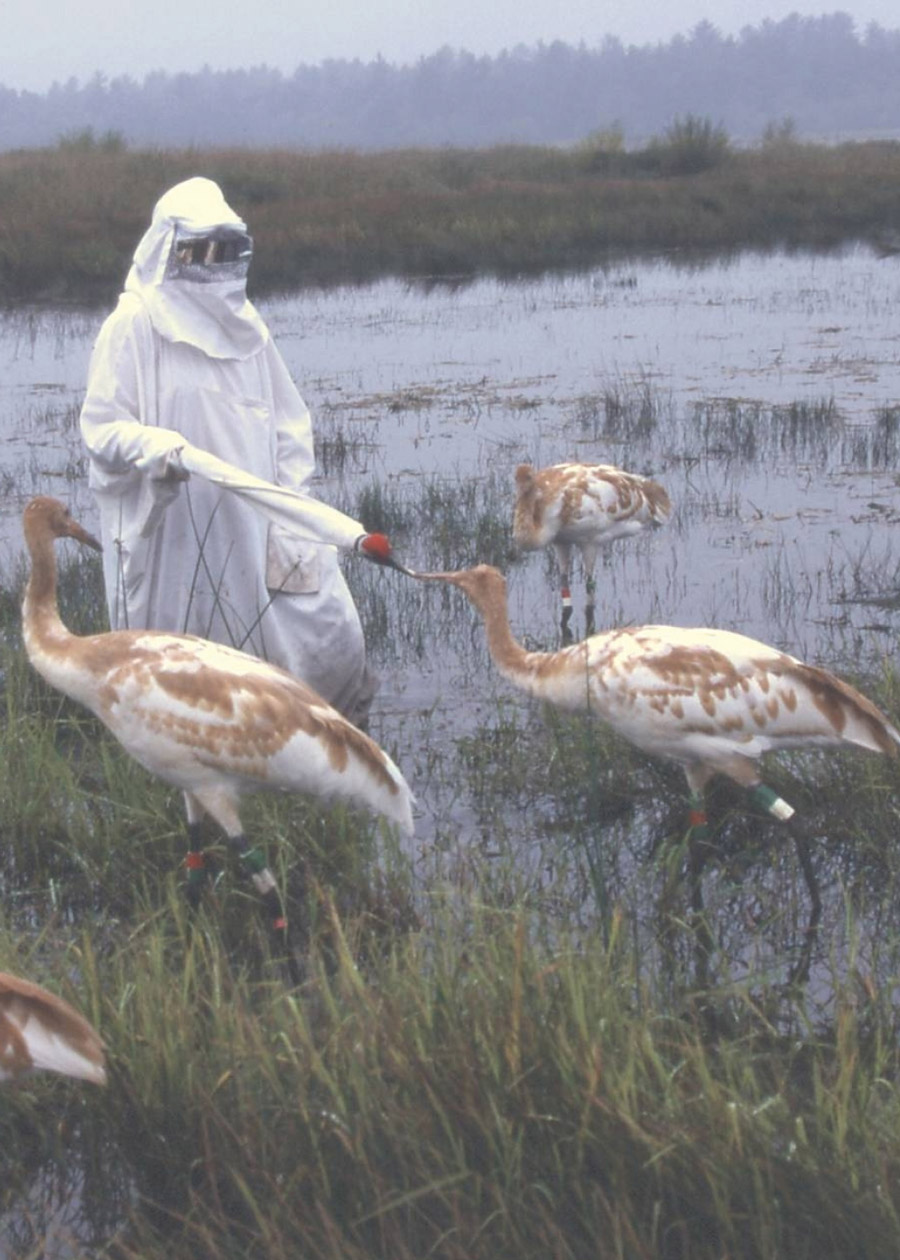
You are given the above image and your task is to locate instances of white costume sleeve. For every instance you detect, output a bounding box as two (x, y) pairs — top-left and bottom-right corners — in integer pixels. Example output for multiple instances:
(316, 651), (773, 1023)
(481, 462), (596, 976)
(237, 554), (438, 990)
(80, 298), (189, 485)
(81, 300), (364, 549)
(176, 444), (365, 550)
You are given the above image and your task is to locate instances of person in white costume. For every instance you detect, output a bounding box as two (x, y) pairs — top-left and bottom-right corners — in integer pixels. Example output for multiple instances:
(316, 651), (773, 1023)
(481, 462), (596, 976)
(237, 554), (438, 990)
(80, 176), (383, 725)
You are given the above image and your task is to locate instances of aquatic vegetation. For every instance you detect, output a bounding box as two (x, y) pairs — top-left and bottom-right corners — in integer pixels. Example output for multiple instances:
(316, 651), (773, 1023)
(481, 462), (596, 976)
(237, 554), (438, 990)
(5, 249), (900, 1254)
(2, 138), (900, 301)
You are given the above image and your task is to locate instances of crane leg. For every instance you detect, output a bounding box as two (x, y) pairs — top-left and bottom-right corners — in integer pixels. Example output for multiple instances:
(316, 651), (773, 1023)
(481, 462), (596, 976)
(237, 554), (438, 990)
(788, 824), (822, 986)
(585, 575), (596, 637)
(560, 584), (573, 641)
(555, 545), (574, 643)
(581, 545), (598, 638)
(686, 790), (715, 984)
(183, 796), (211, 911)
(745, 780), (820, 986)
(229, 837), (286, 932)
(184, 820), (209, 911)
(741, 781), (816, 987)
(230, 836), (301, 983)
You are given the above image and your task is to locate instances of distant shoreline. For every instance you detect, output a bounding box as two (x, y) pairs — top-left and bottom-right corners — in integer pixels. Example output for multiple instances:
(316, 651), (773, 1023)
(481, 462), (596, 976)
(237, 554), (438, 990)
(2, 135), (899, 304)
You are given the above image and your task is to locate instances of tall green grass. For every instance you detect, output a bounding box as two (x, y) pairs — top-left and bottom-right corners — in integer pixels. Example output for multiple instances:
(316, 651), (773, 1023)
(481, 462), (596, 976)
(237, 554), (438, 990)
(6, 892), (900, 1258)
(5, 483), (900, 1254)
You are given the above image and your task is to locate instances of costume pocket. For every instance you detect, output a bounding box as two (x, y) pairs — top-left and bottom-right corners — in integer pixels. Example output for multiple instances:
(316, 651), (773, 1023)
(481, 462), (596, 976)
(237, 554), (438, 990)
(265, 523), (322, 594)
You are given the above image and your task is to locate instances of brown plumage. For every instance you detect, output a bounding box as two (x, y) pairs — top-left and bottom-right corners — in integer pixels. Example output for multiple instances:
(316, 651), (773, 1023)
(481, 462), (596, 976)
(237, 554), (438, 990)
(416, 563), (899, 801)
(513, 461), (671, 636)
(0, 972), (106, 1085)
(20, 496), (414, 939)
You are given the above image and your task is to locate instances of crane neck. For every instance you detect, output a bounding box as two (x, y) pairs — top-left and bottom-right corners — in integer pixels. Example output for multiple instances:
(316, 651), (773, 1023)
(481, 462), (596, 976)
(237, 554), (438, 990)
(473, 582), (591, 707)
(22, 532), (71, 648)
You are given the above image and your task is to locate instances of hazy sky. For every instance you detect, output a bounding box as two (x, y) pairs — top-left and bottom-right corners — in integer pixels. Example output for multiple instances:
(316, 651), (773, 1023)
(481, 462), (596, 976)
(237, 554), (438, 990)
(1, 0), (897, 92)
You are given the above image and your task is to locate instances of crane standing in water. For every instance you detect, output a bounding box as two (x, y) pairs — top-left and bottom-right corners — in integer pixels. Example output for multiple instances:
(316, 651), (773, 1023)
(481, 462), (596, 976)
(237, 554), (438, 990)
(413, 562), (900, 979)
(513, 462), (672, 639)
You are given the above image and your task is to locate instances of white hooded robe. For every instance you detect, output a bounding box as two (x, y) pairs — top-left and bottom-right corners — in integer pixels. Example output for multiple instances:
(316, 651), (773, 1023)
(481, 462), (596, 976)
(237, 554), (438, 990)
(79, 177), (375, 722)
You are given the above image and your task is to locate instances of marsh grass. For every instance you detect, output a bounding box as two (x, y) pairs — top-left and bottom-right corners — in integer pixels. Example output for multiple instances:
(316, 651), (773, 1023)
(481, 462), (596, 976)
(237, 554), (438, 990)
(351, 470), (521, 574)
(7, 401), (900, 1251)
(3, 138), (900, 302)
(8, 888), (900, 1258)
(4, 548), (900, 1257)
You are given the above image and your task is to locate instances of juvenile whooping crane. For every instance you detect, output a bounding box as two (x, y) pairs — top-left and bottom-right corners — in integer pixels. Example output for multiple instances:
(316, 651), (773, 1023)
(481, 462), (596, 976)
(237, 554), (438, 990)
(0, 972), (106, 1085)
(513, 462), (671, 639)
(415, 562), (900, 978)
(21, 496), (414, 954)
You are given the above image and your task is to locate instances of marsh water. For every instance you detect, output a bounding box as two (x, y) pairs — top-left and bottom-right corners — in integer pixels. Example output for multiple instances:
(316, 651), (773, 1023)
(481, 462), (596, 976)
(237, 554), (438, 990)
(3, 243), (900, 987)
(4, 243), (900, 1255)
(4, 245), (900, 638)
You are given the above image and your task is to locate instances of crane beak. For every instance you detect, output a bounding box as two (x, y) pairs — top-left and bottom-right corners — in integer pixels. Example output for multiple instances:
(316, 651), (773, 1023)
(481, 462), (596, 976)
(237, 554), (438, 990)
(382, 554), (419, 577)
(405, 569), (460, 584)
(69, 521), (102, 552)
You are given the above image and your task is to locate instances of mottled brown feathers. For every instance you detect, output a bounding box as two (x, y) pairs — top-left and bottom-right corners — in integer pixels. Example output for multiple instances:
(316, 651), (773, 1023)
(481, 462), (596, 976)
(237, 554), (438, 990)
(513, 461), (671, 549)
(0, 972), (106, 1085)
(786, 659), (899, 754)
(414, 564), (900, 791)
(68, 632), (404, 796)
(22, 496), (414, 838)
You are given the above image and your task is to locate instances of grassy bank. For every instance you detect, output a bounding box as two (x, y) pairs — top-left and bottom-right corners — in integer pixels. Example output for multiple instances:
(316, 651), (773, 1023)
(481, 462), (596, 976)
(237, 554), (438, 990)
(2, 134), (900, 302)
(9, 893), (900, 1260)
(3, 524), (900, 1256)
(5, 246), (900, 1252)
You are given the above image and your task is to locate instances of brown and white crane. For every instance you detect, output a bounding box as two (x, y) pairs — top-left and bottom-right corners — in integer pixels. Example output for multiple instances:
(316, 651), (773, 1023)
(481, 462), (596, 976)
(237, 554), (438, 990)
(20, 496), (414, 953)
(513, 461), (671, 638)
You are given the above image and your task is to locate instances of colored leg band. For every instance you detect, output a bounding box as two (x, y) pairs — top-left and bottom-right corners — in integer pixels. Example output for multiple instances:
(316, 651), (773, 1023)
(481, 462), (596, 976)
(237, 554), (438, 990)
(687, 793), (710, 840)
(185, 851), (207, 885)
(748, 783), (795, 821)
(240, 846), (267, 875)
(261, 887), (286, 930)
(251, 868), (278, 896)
(237, 844), (279, 898)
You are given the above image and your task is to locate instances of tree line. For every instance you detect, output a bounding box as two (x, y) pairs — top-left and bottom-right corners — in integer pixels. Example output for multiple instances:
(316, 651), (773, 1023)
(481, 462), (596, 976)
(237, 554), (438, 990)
(1, 11), (899, 153)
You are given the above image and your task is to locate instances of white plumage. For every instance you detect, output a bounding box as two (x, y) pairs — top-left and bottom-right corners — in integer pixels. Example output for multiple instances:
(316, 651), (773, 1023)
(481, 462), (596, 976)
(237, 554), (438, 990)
(21, 496), (414, 930)
(513, 461), (671, 636)
(0, 972), (106, 1086)
(416, 563), (900, 819)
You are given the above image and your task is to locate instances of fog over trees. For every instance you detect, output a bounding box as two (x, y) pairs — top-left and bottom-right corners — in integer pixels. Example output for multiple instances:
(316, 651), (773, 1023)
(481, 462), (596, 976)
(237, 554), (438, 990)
(2, 12), (898, 152)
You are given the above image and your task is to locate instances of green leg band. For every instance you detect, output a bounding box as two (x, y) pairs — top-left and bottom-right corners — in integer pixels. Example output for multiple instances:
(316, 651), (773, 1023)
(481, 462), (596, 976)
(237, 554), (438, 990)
(748, 783), (795, 821)
(240, 845), (267, 875)
(238, 845), (278, 897)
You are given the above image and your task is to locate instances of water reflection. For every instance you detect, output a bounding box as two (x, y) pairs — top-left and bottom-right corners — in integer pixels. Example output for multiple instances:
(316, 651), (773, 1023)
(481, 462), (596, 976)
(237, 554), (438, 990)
(3, 247), (900, 975)
(3, 246), (900, 1250)
(0, 1110), (130, 1260)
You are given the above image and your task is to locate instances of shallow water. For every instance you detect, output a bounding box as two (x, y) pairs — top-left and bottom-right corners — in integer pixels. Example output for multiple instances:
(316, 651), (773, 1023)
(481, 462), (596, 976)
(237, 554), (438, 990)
(6, 245), (899, 643)
(3, 244), (900, 995)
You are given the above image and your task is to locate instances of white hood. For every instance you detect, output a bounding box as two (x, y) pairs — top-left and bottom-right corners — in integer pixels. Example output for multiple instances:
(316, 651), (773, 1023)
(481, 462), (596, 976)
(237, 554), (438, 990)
(125, 176), (269, 360)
